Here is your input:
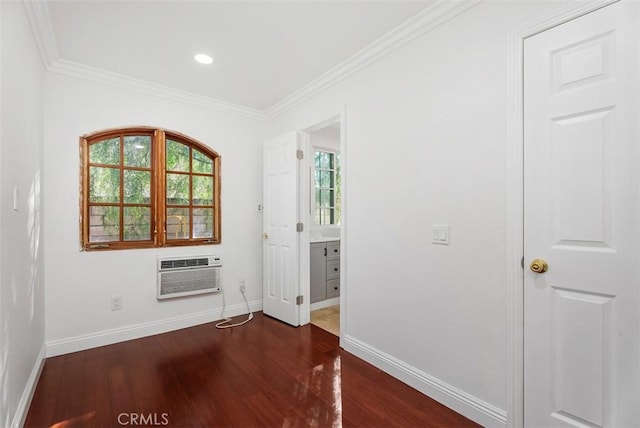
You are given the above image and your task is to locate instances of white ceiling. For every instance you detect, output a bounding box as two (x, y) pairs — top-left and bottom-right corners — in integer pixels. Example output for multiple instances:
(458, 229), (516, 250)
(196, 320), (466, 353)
(46, 1), (432, 111)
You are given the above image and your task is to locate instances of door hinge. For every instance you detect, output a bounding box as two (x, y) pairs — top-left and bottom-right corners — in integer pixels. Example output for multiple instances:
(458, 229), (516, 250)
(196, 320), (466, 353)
(521, 256), (524, 270)
(296, 222), (304, 232)
(296, 149), (304, 160)
(296, 295), (304, 305)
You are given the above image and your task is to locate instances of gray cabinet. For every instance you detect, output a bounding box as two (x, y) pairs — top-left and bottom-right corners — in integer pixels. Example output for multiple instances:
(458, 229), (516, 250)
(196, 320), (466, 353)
(310, 240), (340, 303)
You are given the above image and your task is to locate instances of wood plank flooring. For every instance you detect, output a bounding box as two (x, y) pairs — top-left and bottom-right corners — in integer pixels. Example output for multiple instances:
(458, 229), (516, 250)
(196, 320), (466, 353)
(25, 312), (480, 428)
(310, 305), (340, 336)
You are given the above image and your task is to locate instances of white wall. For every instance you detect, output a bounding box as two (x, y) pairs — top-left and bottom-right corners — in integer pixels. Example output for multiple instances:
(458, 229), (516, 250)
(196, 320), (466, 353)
(310, 128), (340, 152)
(43, 73), (263, 354)
(262, 1), (570, 425)
(0, 1), (46, 426)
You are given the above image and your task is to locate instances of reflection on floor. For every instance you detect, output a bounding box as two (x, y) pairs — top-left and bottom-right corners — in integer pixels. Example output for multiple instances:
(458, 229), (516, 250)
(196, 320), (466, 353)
(311, 304), (340, 336)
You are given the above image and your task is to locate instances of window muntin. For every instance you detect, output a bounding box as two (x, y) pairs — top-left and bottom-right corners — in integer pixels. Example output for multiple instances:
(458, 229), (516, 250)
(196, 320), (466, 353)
(165, 138), (216, 241)
(314, 150), (341, 226)
(81, 128), (220, 250)
(86, 132), (154, 244)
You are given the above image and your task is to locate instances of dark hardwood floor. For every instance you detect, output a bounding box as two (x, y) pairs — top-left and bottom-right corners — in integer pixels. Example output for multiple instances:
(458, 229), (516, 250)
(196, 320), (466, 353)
(25, 312), (480, 428)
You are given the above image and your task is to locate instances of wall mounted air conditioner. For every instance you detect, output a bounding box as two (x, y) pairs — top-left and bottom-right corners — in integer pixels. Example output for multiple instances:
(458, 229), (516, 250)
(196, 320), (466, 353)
(157, 255), (221, 300)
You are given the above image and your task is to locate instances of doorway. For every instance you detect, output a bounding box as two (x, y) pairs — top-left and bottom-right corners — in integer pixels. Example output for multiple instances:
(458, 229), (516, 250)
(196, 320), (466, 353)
(303, 118), (343, 337)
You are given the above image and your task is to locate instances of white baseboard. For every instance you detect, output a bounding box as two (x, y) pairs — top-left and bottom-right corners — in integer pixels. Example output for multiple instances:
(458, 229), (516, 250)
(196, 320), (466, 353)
(343, 335), (507, 428)
(11, 344), (46, 428)
(310, 297), (340, 311)
(46, 300), (262, 357)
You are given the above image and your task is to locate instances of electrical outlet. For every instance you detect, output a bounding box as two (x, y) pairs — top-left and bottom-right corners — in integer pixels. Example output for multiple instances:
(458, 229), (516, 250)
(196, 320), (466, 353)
(111, 296), (123, 311)
(239, 280), (246, 293)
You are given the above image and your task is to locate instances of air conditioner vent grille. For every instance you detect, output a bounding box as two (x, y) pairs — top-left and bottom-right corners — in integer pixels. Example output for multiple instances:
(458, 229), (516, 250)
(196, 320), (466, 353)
(157, 255), (221, 300)
(159, 268), (221, 298)
(160, 257), (209, 270)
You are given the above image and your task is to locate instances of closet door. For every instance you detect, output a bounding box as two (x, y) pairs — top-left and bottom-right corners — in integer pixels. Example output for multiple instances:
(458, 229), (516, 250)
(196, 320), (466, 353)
(523, 2), (639, 426)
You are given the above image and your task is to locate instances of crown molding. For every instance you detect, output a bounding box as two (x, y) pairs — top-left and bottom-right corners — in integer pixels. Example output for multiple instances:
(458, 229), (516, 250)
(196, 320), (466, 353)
(22, 0), (58, 67)
(22, 0), (481, 122)
(264, 0), (482, 120)
(21, 0), (266, 121)
(48, 59), (266, 121)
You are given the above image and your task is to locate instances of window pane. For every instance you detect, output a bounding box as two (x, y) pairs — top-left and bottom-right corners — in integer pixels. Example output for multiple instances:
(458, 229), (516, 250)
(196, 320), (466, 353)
(192, 149), (213, 174)
(124, 136), (151, 168)
(323, 208), (332, 224)
(123, 207), (151, 241)
(89, 137), (120, 165)
(315, 151), (321, 168)
(192, 176), (213, 205)
(124, 170), (151, 204)
(318, 208), (327, 225)
(320, 152), (330, 169)
(166, 173), (189, 205)
(193, 208), (213, 238)
(89, 166), (120, 203)
(89, 206), (120, 242)
(320, 171), (331, 188)
(167, 208), (190, 240)
(321, 190), (331, 208)
(166, 139), (190, 172)
(315, 188), (321, 207)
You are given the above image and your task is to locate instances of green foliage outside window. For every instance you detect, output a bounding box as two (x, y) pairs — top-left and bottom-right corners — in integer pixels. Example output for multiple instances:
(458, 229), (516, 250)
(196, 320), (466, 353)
(82, 128), (220, 250)
(314, 150), (340, 226)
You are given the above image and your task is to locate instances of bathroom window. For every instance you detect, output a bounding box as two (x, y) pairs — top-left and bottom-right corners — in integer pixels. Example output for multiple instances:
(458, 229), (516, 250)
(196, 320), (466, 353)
(314, 150), (341, 225)
(80, 127), (220, 250)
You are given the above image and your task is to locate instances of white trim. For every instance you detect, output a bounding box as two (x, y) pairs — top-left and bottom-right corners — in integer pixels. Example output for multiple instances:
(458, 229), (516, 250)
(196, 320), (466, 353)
(505, 1), (618, 427)
(49, 59), (266, 121)
(265, 0), (481, 119)
(299, 113), (343, 326)
(22, 0), (481, 121)
(22, 0), (58, 68)
(343, 335), (506, 428)
(10, 344), (46, 428)
(46, 300), (262, 357)
(299, 110), (347, 345)
(337, 108), (347, 349)
(21, 0), (265, 121)
(310, 297), (340, 312)
(298, 130), (312, 326)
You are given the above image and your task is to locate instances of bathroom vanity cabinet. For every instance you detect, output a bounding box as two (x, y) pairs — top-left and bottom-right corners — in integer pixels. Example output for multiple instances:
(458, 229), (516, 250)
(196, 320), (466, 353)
(310, 240), (340, 303)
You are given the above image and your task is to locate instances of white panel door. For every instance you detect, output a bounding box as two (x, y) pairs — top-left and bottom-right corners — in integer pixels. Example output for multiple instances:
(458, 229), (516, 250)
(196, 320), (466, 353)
(263, 132), (300, 326)
(524, 2), (639, 427)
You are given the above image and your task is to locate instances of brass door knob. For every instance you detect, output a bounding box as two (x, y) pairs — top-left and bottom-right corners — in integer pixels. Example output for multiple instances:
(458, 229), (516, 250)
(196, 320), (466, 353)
(529, 259), (548, 273)
(262, 232), (269, 240)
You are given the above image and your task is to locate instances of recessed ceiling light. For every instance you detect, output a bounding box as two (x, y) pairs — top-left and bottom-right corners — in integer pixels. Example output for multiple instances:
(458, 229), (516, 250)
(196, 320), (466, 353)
(194, 54), (213, 65)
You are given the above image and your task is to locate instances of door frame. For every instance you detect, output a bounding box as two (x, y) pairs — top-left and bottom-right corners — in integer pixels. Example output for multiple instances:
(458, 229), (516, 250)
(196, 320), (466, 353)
(505, 1), (618, 426)
(300, 110), (346, 345)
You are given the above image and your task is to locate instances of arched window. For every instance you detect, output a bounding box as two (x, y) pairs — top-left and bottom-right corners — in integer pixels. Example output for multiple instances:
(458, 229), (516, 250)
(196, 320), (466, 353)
(80, 127), (220, 250)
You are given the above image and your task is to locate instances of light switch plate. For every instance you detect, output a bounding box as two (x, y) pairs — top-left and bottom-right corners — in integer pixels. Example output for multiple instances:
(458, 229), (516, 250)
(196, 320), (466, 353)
(432, 225), (450, 245)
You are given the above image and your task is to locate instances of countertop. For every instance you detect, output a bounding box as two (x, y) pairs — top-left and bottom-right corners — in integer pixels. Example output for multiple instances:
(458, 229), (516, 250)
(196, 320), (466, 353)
(310, 237), (340, 243)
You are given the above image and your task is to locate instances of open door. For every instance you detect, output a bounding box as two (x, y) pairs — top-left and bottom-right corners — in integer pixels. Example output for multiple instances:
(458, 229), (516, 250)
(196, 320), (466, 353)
(262, 131), (301, 326)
